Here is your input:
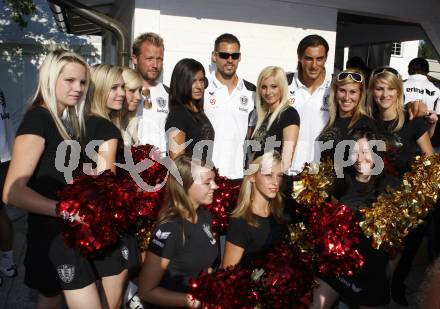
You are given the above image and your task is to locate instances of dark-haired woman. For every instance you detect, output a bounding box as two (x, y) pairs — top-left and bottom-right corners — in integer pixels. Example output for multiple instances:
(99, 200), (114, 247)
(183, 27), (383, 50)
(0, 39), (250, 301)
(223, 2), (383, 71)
(312, 129), (399, 309)
(165, 58), (214, 161)
(138, 154), (219, 308)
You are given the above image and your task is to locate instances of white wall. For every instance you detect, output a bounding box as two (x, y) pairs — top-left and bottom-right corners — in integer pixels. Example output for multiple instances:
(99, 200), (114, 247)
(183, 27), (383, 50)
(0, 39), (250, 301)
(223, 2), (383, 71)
(389, 40), (419, 79)
(133, 0), (337, 85)
(0, 0), (101, 131)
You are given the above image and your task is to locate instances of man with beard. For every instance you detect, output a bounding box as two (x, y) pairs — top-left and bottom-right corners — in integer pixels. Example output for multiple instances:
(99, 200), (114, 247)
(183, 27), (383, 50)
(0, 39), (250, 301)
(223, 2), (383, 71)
(285, 34), (333, 174)
(204, 33), (256, 181)
(132, 32), (169, 154)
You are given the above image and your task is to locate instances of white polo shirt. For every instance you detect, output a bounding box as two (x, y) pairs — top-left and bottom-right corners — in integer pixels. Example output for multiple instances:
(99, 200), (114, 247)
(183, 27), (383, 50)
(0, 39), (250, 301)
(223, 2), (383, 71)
(0, 89), (14, 163)
(136, 83), (169, 153)
(403, 74), (440, 113)
(287, 72), (332, 174)
(204, 72), (255, 179)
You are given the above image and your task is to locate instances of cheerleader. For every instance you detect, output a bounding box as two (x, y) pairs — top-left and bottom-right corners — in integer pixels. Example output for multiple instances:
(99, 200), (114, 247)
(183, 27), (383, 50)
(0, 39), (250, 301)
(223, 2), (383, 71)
(83, 64), (125, 174)
(251, 67), (299, 171)
(121, 68), (143, 147)
(318, 68), (375, 162)
(2, 50), (95, 309)
(366, 67), (435, 306)
(312, 128), (399, 309)
(83, 64), (135, 308)
(138, 154), (219, 308)
(223, 151), (287, 268)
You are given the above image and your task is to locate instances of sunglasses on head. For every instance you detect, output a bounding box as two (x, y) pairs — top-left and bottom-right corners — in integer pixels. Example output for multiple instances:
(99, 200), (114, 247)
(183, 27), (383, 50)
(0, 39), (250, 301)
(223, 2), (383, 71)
(216, 52), (241, 60)
(372, 67), (399, 77)
(337, 71), (364, 83)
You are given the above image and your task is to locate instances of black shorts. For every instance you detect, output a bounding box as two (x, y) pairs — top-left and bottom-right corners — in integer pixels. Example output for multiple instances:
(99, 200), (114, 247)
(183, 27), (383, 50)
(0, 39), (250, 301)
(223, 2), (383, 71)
(121, 232), (141, 279)
(0, 161), (10, 209)
(320, 237), (390, 306)
(24, 214), (130, 296)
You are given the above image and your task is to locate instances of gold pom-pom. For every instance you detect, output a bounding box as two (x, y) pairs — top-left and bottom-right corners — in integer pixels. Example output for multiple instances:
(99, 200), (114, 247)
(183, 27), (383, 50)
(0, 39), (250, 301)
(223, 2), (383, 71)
(360, 154), (440, 251)
(291, 159), (335, 207)
(136, 217), (155, 251)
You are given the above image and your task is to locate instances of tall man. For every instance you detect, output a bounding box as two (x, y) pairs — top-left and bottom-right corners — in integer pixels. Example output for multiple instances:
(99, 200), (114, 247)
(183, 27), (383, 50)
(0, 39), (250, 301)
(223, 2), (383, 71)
(127, 32), (169, 309)
(204, 33), (256, 180)
(132, 32), (169, 154)
(286, 35), (332, 173)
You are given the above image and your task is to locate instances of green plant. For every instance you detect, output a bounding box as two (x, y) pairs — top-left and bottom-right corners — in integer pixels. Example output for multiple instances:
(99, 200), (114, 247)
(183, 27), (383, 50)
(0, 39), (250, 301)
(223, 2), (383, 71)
(4, 0), (36, 29)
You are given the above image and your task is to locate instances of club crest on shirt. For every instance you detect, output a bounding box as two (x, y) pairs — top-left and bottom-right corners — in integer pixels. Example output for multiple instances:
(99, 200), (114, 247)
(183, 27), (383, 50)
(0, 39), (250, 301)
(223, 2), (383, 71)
(239, 95), (249, 112)
(57, 264), (75, 283)
(202, 224), (216, 245)
(156, 97), (168, 113)
(121, 246), (129, 261)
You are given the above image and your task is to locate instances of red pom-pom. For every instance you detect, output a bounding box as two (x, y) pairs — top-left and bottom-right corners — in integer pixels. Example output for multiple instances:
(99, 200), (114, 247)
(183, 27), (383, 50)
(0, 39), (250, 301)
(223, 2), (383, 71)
(188, 266), (259, 308)
(310, 203), (364, 276)
(130, 144), (168, 190)
(256, 244), (315, 309)
(204, 173), (241, 235)
(57, 171), (121, 257)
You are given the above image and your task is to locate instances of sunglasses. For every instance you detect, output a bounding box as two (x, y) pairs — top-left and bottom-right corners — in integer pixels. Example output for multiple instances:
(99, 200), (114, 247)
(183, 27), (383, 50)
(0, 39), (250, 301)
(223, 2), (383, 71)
(216, 52), (241, 60)
(372, 67), (399, 77)
(337, 71), (364, 83)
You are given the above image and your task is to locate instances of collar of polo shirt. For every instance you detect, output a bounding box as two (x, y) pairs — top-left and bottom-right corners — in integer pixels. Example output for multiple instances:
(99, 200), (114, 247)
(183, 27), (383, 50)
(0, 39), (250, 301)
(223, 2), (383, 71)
(211, 71), (244, 92)
(294, 70), (332, 89)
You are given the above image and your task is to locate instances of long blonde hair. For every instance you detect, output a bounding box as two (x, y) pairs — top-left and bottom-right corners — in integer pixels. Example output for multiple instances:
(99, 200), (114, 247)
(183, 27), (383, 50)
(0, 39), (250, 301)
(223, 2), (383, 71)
(85, 64), (124, 129)
(121, 68), (143, 145)
(252, 66), (290, 137)
(326, 68), (368, 129)
(232, 151), (285, 227)
(30, 49), (90, 140)
(155, 154), (212, 226)
(366, 69), (405, 132)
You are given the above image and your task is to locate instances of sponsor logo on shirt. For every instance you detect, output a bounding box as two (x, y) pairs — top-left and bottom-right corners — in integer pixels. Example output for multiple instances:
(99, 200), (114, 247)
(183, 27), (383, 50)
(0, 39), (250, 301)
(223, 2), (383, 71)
(239, 95), (249, 112)
(156, 229), (171, 239)
(406, 87), (425, 94)
(202, 224), (216, 245)
(337, 277), (362, 293)
(288, 91), (295, 105)
(57, 264), (75, 283)
(156, 97), (168, 113)
(151, 229), (171, 248)
(152, 239), (164, 247)
(426, 89), (436, 96)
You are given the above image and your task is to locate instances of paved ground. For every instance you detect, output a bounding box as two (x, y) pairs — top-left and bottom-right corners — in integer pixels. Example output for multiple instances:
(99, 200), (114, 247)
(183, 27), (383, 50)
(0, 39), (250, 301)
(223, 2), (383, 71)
(0, 205), (433, 309)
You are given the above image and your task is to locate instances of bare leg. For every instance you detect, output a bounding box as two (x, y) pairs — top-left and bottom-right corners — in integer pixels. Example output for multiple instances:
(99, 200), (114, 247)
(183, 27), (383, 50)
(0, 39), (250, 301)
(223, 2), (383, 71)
(310, 278), (339, 309)
(101, 270), (128, 309)
(63, 282), (102, 309)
